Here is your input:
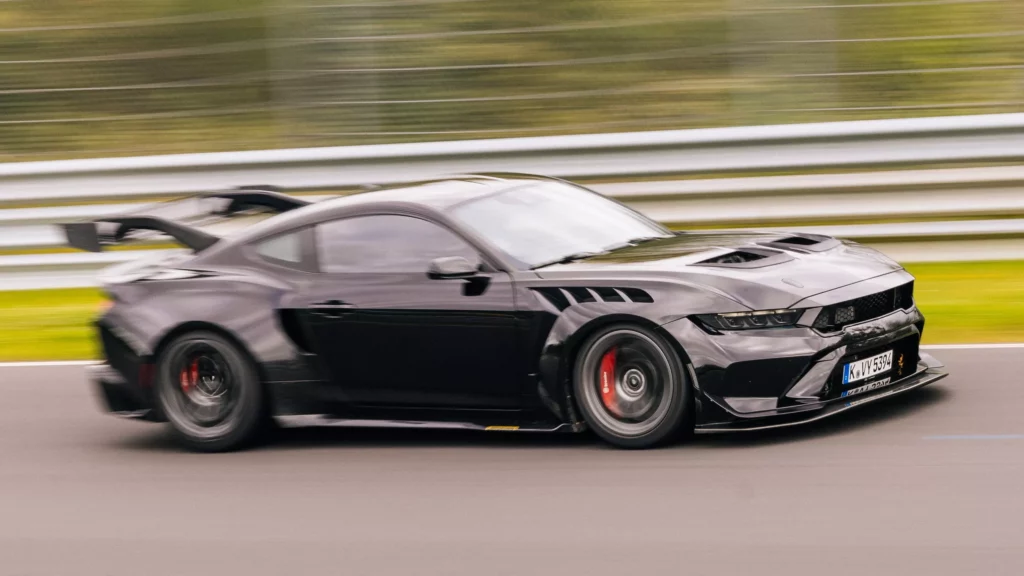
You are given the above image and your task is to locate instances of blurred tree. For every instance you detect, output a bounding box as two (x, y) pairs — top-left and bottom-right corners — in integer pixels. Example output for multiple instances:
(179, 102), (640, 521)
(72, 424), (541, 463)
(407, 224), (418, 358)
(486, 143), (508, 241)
(0, 0), (1020, 159)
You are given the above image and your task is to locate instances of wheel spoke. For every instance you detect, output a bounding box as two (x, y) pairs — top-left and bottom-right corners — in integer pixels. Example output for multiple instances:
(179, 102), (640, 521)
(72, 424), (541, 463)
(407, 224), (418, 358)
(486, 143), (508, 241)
(169, 345), (237, 428)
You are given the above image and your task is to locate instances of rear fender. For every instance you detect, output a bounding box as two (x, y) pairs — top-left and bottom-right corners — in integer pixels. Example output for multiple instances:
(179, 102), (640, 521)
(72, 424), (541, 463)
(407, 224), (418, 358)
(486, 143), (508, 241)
(101, 276), (317, 384)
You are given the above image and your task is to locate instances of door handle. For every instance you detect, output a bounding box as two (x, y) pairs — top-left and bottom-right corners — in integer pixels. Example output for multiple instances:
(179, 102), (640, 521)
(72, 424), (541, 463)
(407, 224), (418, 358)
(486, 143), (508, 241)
(309, 300), (355, 317)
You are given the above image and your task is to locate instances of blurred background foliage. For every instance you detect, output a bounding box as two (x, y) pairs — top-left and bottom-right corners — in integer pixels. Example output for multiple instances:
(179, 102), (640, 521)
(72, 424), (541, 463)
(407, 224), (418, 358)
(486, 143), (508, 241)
(0, 0), (1021, 159)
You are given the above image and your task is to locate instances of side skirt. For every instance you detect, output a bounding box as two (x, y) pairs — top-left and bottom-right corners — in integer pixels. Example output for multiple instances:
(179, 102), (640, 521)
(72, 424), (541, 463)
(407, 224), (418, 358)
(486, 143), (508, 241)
(273, 415), (575, 433)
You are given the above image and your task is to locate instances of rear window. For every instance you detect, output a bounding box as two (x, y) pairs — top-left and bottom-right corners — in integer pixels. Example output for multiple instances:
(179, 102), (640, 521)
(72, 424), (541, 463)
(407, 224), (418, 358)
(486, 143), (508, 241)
(252, 228), (315, 271)
(257, 232), (302, 264)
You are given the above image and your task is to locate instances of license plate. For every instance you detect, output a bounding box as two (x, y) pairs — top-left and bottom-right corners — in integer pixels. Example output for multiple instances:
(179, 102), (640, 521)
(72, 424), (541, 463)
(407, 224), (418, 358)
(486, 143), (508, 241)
(843, 350), (893, 385)
(842, 377), (892, 398)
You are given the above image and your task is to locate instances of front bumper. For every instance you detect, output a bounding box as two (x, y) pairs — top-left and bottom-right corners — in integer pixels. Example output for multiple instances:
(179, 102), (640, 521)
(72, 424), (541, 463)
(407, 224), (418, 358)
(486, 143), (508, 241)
(662, 298), (948, 432)
(87, 363), (156, 420)
(694, 352), (947, 432)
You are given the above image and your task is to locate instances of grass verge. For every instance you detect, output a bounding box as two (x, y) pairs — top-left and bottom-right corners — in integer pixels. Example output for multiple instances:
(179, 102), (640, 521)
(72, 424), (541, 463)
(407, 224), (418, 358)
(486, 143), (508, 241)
(0, 288), (102, 362)
(0, 261), (1022, 362)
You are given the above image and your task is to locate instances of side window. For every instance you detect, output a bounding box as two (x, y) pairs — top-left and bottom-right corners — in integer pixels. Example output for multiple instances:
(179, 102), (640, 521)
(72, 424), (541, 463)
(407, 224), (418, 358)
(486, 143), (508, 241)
(317, 215), (480, 273)
(256, 230), (304, 266)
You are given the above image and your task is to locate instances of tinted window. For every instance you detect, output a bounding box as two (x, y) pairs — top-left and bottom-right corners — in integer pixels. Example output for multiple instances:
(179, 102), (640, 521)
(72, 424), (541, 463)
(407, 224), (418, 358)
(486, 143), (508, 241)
(448, 182), (670, 269)
(256, 231), (303, 264)
(317, 215), (479, 273)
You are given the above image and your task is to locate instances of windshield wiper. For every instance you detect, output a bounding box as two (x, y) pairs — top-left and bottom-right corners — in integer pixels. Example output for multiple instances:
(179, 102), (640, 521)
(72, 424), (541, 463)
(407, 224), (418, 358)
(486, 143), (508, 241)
(530, 251), (606, 270)
(601, 236), (668, 252)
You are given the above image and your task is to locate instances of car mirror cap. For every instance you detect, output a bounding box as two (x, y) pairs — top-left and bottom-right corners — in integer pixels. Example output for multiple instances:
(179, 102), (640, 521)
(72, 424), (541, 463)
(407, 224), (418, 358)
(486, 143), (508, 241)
(427, 256), (478, 279)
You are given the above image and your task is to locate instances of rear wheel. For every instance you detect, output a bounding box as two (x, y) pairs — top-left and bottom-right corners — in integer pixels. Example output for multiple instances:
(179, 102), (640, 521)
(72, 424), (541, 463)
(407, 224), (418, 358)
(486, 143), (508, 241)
(573, 324), (691, 449)
(155, 331), (267, 452)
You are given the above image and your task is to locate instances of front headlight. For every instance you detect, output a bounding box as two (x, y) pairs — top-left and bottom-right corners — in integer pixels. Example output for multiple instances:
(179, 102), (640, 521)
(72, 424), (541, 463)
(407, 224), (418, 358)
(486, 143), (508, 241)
(694, 309), (803, 331)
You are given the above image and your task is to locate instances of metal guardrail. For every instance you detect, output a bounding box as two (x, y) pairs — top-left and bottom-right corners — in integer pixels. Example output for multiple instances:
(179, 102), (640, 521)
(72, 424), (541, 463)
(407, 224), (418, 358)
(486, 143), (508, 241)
(2, 113), (1024, 289)
(1, 112), (1024, 205)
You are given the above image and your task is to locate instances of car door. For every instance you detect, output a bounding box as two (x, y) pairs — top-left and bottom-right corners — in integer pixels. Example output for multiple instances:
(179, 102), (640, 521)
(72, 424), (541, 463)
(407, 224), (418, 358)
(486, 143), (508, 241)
(298, 214), (522, 409)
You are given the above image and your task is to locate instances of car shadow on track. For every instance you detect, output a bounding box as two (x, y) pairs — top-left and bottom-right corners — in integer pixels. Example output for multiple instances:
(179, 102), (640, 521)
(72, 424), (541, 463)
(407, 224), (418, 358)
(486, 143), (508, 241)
(115, 385), (950, 453)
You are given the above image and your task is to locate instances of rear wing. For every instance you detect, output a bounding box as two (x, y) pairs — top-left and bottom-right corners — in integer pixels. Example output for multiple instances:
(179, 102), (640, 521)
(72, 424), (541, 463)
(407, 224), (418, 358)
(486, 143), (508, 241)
(62, 188), (310, 253)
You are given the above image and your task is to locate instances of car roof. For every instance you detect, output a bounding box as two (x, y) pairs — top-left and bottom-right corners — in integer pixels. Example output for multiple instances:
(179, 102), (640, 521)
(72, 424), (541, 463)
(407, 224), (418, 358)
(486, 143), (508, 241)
(216, 173), (560, 248)
(318, 173), (555, 211)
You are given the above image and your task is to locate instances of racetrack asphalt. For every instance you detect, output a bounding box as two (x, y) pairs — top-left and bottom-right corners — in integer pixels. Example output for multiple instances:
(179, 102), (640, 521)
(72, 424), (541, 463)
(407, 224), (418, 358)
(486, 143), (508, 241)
(0, 349), (1021, 576)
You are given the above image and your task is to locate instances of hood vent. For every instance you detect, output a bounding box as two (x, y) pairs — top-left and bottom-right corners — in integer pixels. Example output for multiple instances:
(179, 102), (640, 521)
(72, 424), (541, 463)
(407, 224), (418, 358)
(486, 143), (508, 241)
(532, 287), (653, 311)
(697, 250), (767, 265)
(693, 246), (793, 269)
(761, 234), (839, 253)
(775, 236), (820, 246)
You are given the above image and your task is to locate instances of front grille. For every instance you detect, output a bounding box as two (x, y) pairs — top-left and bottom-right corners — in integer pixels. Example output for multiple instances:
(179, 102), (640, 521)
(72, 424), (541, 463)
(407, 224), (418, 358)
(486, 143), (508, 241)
(813, 281), (914, 333)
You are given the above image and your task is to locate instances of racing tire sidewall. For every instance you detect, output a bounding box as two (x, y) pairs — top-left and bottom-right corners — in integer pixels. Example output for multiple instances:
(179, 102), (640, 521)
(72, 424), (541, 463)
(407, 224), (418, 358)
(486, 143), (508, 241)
(155, 331), (266, 452)
(572, 324), (691, 449)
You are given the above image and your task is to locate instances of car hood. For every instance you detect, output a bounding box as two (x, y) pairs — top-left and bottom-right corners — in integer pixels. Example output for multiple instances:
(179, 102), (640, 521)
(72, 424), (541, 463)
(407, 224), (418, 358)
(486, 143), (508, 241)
(533, 232), (905, 310)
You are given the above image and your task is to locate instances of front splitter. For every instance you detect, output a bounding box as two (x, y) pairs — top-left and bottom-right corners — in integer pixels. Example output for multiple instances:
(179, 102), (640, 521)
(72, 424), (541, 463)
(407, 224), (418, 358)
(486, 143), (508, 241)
(695, 363), (948, 434)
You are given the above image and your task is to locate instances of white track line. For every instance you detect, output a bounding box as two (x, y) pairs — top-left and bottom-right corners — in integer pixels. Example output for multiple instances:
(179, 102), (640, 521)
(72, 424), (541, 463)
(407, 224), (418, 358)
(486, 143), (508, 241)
(922, 343), (1024, 350)
(0, 361), (97, 368)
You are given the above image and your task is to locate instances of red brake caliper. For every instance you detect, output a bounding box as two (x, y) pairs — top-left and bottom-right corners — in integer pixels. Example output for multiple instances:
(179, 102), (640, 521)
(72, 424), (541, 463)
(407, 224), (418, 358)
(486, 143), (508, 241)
(180, 359), (199, 393)
(599, 347), (618, 414)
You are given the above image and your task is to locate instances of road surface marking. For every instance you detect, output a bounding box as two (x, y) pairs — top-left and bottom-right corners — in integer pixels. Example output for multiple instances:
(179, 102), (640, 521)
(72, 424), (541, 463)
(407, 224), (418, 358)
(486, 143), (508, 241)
(922, 343), (1024, 350)
(925, 434), (1024, 440)
(0, 361), (97, 368)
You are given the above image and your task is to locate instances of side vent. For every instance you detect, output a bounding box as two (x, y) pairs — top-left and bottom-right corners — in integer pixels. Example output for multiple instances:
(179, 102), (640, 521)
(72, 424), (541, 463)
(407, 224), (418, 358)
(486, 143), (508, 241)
(619, 287), (654, 303)
(593, 287), (625, 302)
(278, 309), (315, 354)
(531, 286), (654, 310)
(534, 287), (571, 311)
(565, 287), (596, 304)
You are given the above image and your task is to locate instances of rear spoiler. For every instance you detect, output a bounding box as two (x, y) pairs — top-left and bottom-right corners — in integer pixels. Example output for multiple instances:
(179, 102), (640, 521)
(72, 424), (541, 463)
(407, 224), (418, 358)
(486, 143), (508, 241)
(62, 187), (310, 253)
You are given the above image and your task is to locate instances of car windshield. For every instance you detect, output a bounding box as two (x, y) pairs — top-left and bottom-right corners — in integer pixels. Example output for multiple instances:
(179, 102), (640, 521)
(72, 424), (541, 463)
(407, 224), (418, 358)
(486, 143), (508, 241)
(449, 182), (672, 269)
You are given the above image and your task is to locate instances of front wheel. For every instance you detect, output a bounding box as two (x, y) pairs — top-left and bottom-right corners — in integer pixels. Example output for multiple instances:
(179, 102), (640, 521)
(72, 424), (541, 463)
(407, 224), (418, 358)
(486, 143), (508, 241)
(155, 331), (267, 452)
(573, 324), (691, 449)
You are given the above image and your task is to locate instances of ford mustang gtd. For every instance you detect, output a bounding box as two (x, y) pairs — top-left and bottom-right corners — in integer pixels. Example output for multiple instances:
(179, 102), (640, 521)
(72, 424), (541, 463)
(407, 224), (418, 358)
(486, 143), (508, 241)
(67, 175), (948, 451)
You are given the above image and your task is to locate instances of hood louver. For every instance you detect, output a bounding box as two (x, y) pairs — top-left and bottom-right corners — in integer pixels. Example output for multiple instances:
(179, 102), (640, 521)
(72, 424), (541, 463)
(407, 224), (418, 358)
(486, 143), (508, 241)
(532, 287), (653, 311)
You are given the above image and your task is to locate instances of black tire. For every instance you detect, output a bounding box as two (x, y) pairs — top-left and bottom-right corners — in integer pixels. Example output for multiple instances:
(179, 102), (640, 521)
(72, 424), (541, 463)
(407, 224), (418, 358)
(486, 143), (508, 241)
(572, 324), (691, 449)
(155, 331), (267, 452)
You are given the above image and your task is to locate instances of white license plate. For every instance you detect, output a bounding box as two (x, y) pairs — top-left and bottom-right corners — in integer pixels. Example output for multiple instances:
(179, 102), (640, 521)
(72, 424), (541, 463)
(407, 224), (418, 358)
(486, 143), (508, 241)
(843, 350), (893, 385)
(842, 377), (892, 398)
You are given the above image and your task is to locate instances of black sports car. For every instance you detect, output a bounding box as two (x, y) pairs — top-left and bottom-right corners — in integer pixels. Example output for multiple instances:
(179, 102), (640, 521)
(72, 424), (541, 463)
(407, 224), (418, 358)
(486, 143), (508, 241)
(68, 174), (948, 451)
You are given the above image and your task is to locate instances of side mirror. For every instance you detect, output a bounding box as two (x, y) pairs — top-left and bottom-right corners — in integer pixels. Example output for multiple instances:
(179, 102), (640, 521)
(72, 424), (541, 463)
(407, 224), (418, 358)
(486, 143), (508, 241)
(427, 256), (479, 279)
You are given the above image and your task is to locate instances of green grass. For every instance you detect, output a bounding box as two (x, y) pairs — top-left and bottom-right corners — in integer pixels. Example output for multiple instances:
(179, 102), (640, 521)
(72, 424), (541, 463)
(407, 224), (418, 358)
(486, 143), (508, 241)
(904, 261), (1024, 345)
(1, 261), (1023, 361)
(0, 288), (102, 362)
